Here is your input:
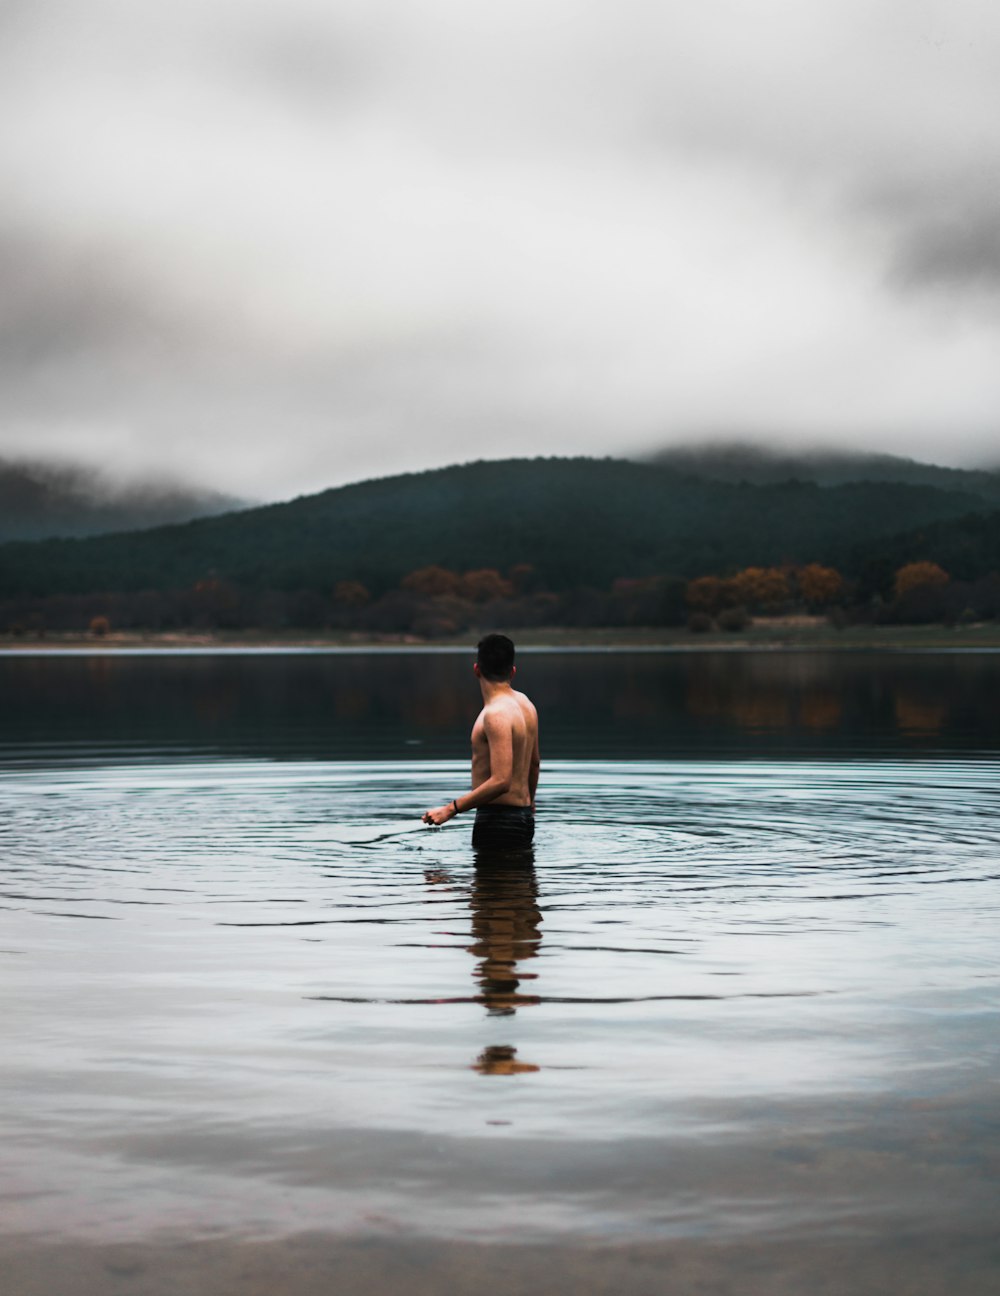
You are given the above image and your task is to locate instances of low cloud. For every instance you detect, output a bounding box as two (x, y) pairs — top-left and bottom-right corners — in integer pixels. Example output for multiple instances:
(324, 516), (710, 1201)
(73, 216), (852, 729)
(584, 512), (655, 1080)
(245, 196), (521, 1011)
(885, 196), (1000, 295)
(1, 1), (998, 498)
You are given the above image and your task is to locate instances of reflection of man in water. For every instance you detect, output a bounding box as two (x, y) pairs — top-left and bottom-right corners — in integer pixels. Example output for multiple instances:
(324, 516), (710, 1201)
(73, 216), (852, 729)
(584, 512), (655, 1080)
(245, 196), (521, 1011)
(422, 634), (539, 852)
(424, 849), (543, 1074)
(468, 851), (543, 1016)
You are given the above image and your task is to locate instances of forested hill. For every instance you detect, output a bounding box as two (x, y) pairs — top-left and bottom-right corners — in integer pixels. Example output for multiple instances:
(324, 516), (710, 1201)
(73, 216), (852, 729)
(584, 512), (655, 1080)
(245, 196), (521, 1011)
(647, 443), (1000, 502)
(0, 456), (994, 598)
(0, 457), (246, 542)
(846, 509), (1000, 584)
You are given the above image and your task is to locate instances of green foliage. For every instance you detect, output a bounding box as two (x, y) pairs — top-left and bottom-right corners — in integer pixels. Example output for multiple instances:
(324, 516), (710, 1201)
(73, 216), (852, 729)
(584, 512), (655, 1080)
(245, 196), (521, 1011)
(648, 443), (1000, 501)
(844, 510), (1000, 583)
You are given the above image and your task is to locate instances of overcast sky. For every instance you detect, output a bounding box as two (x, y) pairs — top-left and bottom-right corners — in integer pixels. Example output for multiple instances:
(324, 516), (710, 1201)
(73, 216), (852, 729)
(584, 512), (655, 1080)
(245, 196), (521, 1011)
(2, 0), (999, 500)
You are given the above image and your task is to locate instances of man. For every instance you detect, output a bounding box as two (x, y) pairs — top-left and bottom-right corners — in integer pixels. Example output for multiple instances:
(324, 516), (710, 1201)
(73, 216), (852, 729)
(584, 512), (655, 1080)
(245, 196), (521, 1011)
(422, 633), (539, 850)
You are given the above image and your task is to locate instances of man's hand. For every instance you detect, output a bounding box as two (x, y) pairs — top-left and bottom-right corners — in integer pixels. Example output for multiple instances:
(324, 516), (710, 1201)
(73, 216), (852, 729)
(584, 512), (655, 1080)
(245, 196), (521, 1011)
(422, 803), (456, 826)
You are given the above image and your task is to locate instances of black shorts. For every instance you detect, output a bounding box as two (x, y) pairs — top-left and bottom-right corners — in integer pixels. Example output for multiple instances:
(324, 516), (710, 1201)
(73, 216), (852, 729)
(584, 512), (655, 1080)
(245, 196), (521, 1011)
(472, 804), (535, 852)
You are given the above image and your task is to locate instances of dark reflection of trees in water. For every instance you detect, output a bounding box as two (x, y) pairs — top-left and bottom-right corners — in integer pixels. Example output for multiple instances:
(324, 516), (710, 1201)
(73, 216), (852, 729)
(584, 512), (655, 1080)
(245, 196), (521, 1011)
(687, 655), (837, 731)
(5, 651), (1000, 755)
(894, 693), (950, 735)
(682, 655), (963, 737)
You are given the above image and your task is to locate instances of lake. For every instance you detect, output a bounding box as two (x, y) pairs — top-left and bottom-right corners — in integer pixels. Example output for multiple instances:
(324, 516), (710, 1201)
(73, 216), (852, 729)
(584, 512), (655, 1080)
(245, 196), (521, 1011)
(1, 648), (998, 1295)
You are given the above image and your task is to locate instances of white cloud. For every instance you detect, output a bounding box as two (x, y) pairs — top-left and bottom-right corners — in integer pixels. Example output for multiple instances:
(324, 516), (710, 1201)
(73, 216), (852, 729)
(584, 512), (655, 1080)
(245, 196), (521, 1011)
(1, 1), (999, 497)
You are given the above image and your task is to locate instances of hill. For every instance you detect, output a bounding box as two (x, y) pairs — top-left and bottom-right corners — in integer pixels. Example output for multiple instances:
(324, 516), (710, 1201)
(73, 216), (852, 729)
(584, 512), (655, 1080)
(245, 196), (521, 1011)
(0, 457), (248, 543)
(645, 442), (1000, 503)
(0, 456), (993, 599)
(846, 509), (1000, 585)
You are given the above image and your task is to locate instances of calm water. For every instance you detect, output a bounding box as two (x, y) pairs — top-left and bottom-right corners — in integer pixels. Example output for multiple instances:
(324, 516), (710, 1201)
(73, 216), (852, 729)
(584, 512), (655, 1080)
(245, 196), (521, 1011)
(1, 651), (999, 1289)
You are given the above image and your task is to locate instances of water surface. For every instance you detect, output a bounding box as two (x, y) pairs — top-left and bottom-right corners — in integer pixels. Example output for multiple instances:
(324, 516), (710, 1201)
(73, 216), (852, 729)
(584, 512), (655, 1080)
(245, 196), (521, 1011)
(1, 650), (998, 1291)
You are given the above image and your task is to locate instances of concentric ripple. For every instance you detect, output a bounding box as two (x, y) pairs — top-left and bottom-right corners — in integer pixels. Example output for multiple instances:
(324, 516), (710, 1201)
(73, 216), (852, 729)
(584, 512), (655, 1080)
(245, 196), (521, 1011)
(1, 757), (999, 1246)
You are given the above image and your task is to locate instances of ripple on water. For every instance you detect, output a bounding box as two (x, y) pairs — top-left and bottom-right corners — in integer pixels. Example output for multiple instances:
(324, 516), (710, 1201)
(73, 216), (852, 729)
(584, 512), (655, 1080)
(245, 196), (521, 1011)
(1, 758), (999, 1245)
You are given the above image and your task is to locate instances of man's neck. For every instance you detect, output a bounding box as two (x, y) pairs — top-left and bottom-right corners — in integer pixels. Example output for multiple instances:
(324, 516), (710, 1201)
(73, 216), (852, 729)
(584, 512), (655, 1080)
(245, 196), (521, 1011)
(479, 677), (514, 704)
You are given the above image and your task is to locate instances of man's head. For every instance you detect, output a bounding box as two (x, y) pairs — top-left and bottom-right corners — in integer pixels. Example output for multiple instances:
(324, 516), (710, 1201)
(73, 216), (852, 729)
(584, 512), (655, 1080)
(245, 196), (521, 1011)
(476, 633), (515, 683)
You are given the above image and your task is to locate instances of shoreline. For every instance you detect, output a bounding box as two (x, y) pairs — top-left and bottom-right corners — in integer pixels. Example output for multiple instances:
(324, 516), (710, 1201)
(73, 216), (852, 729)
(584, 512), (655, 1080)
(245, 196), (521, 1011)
(4, 621), (1000, 652)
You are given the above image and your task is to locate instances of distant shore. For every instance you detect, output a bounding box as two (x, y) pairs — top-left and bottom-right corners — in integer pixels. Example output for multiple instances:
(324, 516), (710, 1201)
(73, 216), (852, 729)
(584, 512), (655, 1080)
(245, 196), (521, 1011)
(4, 618), (1000, 651)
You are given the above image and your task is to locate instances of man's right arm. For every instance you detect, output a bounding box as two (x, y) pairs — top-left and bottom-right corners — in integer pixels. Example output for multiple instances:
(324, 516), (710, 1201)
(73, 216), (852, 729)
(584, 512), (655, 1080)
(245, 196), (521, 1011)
(423, 711), (514, 824)
(528, 729), (540, 809)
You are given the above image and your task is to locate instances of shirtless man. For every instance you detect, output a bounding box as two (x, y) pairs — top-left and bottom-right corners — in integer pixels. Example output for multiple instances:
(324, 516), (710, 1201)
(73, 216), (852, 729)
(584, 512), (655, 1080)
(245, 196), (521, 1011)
(422, 633), (539, 850)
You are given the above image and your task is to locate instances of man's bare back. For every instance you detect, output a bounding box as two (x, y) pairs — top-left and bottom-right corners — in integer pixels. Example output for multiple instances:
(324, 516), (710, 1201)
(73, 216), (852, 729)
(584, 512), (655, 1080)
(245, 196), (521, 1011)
(471, 688), (538, 807)
(422, 635), (539, 842)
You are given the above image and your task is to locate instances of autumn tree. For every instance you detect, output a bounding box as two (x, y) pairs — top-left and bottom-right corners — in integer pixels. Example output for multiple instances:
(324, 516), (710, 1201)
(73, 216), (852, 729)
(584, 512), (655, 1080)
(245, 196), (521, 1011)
(89, 615), (110, 638)
(459, 569), (513, 601)
(401, 566), (460, 597)
(894, 562), (949, 600)
(797, 563), (844, 608)
(729, 566), (790, 613)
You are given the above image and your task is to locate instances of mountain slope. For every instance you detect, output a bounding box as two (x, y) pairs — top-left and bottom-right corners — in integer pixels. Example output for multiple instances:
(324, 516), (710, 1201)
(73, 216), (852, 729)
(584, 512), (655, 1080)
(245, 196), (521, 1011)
(845, 509), (1000, 583)
(0, 457), (248, 542)
(646, 442), (1000, 502)
(0, 457), (992, 598)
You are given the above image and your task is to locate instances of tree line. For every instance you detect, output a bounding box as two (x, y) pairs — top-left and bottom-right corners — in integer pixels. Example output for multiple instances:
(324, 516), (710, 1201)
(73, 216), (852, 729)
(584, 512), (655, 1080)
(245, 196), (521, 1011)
(3, 457), (1000, 636)
(5, 557), (1000, 639)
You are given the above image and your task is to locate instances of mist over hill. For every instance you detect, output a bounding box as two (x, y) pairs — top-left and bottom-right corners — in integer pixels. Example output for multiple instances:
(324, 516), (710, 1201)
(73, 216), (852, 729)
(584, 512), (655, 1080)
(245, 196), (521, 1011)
(1, 456), (995, 601)
(645, 443), (1000, 503)
(0, 457), (249, 542)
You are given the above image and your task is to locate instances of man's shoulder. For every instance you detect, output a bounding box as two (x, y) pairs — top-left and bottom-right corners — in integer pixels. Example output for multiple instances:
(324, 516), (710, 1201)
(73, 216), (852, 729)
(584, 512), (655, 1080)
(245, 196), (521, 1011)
(484, 691), (534, 720)
(513, 690), (537, 722)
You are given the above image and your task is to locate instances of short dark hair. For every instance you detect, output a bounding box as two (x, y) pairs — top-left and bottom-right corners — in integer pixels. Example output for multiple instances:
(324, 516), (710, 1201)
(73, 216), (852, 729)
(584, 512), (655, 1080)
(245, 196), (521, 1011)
(477, 633), (515, 682)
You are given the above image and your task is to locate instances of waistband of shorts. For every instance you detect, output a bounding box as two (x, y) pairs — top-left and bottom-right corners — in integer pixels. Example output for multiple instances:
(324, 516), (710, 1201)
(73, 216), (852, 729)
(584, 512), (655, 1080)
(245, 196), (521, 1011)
(474, 803), (533, 817)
